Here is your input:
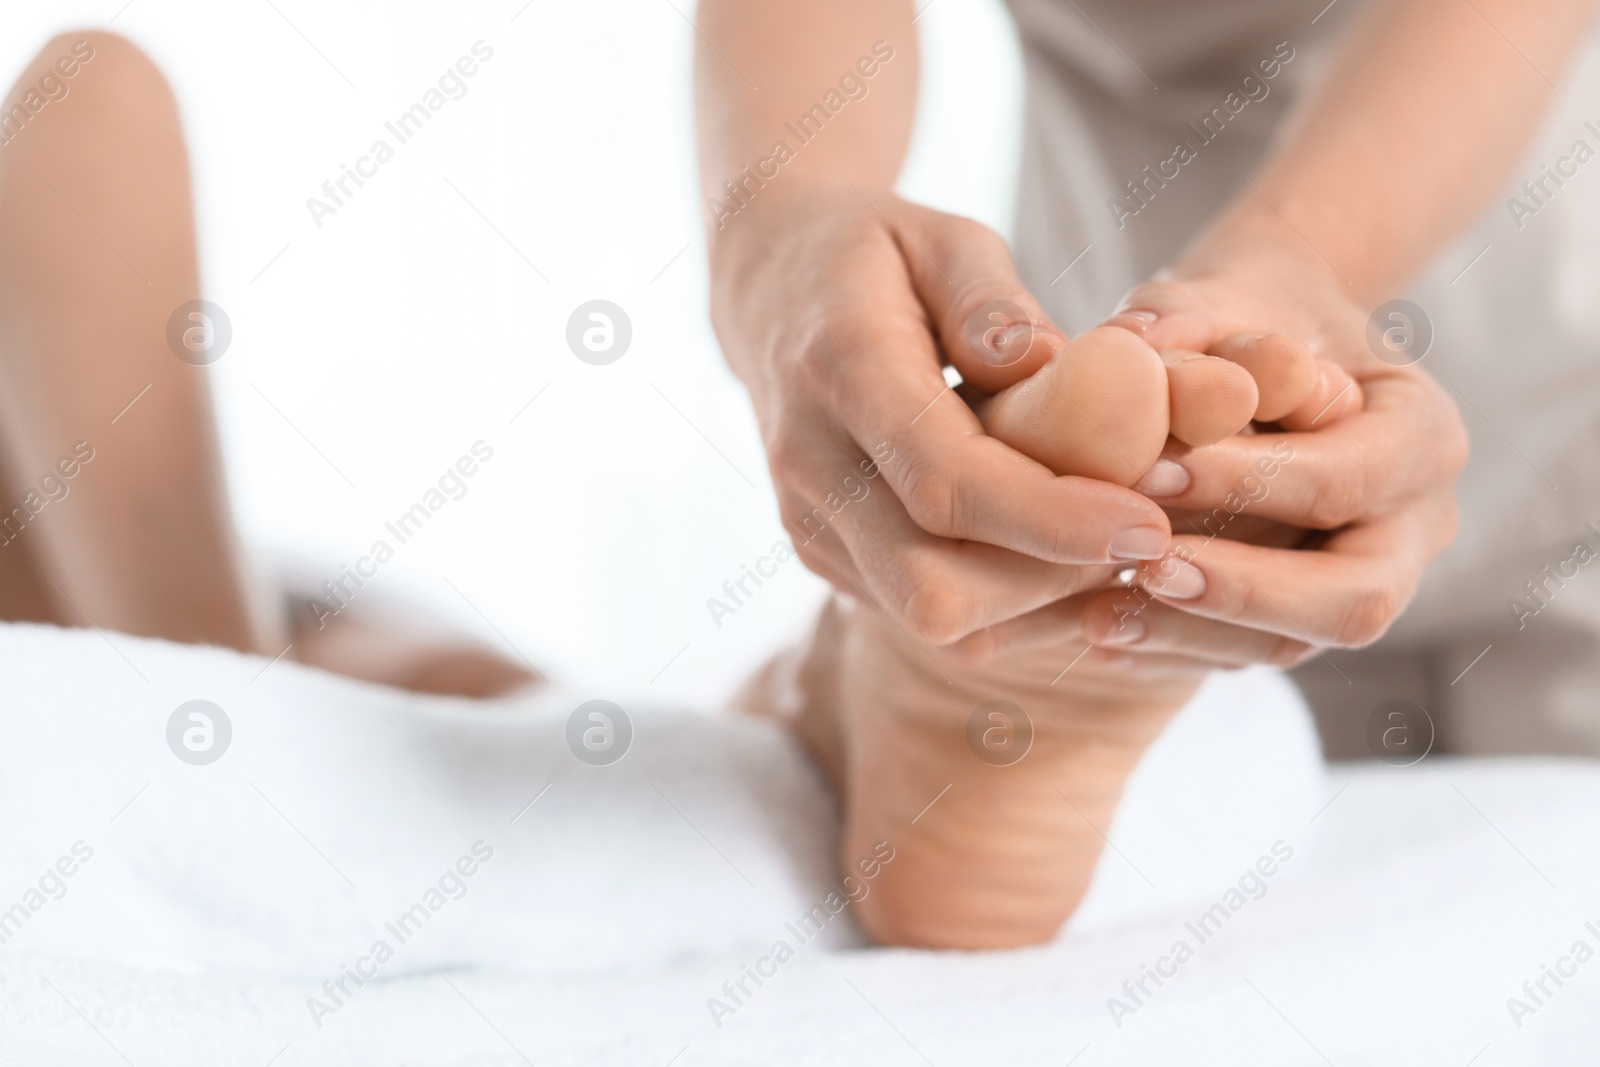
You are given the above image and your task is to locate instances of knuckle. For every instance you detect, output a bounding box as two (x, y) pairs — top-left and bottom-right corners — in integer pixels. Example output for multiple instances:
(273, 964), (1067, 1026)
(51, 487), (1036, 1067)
(1331, 585), (1402, 648)
(898, 456), (960, 538)
(776, 486), (838, 558)
(918, 210), (981, 263)
(778, 521), (833, 579)
(899, 573), (975, 647)
(1097, 591), (1150, 637)
(785, 525), (826, 566)
(1205, 576), (1255, 627)
(944, 212), (1003, 252)
(791, 320), (860, 390)
(766, 428), (804, 485)
(1269, 638), (1316, 669)
(943, 630), (1001, 670)
(1302, 468), (1366, 529)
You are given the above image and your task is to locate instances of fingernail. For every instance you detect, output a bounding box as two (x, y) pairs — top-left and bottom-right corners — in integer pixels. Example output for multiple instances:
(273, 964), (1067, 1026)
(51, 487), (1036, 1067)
(965, 299), (1036, 367)
(1095, 616), (1145, 646)
(1106, 308), (1160, 335)
(1140, 557), (1206, 600)
(1108, 526), (1168, 561)
(1135, 459), (1190, 497)
(993, 322), (1035, 357)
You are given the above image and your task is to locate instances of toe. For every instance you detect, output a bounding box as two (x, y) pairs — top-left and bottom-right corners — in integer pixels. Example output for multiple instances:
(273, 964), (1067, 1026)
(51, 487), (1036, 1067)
(1162, 349), (1258, 446)
(1276, 358), (1364, 430)
(977, 326), (1168, 485)
(1208, 334), (1318, 422)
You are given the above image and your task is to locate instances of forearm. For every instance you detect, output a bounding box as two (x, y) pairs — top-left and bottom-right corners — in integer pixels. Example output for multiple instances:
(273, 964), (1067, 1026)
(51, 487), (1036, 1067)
(693, 0), (918, 236)
(693, 0), (920, 388)
(1190, 0), (1597, 303)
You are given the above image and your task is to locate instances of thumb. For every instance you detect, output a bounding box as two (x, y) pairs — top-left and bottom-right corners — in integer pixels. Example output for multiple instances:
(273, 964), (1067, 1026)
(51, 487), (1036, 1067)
(889, 202), (1065, 394)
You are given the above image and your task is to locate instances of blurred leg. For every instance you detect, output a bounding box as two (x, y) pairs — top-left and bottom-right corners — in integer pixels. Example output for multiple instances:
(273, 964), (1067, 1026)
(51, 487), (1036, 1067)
(0, 31), (538, 698)
(0, 463), (57, 625)
(289, 596), (543, 699)
(0, 31), (278, 652)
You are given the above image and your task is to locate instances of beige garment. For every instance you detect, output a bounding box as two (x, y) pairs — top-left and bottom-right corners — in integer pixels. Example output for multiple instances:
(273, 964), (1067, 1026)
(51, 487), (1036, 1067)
(1003, 0), (1600, 755)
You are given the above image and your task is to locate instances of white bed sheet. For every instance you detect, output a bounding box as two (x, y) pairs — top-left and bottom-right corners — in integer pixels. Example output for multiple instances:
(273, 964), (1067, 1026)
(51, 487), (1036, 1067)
(1, 621), (1597, 1065)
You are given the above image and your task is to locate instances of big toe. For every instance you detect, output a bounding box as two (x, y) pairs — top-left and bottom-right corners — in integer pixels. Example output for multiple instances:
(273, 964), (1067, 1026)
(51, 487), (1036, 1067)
(976, 326), (1169, 486)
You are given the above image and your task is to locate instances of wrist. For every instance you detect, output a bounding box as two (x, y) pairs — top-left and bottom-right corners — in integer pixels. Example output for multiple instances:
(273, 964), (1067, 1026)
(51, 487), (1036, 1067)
(705, 180), (902, 387)
(703, 181), (821, 388)
(705, 177), (890, 268)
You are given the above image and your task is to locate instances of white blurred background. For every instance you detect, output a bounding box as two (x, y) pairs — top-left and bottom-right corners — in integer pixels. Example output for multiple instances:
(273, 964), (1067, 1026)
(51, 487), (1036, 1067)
(0, 0), (1023, 708)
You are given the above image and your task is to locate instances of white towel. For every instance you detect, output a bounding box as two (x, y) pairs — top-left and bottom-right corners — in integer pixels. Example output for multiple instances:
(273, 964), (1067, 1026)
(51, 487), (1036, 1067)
(2, 621), (1597, 1065)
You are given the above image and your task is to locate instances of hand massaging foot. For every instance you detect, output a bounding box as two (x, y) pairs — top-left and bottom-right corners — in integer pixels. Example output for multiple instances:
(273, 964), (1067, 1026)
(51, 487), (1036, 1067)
(740, 326), (1317, 947)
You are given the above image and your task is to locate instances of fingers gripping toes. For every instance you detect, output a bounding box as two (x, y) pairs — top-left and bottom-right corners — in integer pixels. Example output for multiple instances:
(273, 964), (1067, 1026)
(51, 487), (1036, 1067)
(893, 205), (1066, 393)
(1102, 286), (1361, 431)
(1207, 333), (1363, 428)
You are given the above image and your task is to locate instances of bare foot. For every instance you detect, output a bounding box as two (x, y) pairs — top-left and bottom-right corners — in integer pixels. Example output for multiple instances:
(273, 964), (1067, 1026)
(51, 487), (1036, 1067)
(740, 591), (1206, 947)
(739, 326), (1294, 947)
